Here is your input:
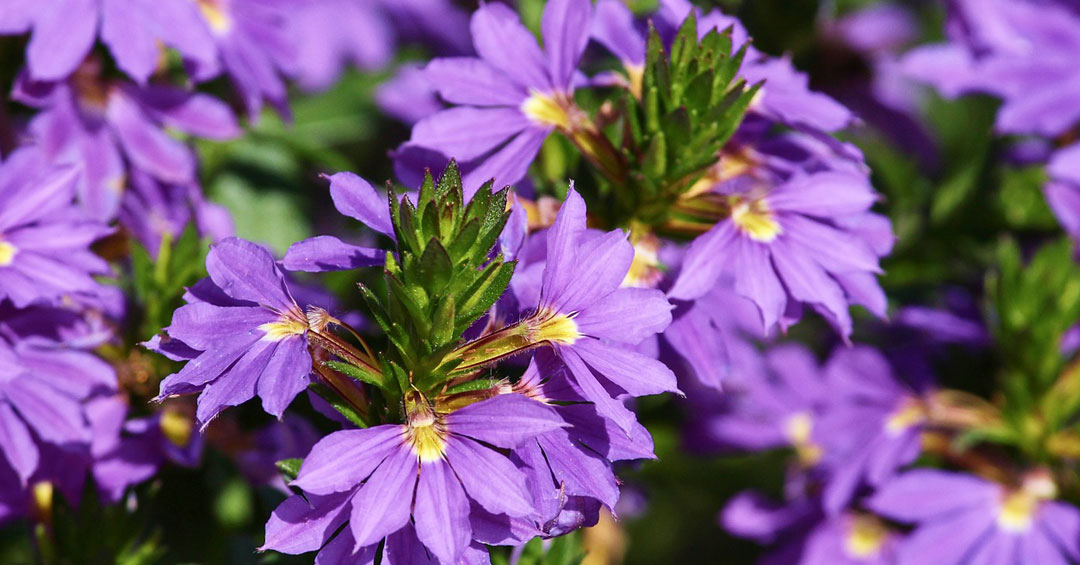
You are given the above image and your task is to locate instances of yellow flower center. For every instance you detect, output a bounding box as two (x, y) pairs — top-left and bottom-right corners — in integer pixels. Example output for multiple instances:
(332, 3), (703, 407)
(531, 311), (581, 346)
(0, 241), (17, 267)
(997, 491), (1038, 532)
(844, 515), (889, 558)
(622, 230), (663, 288)
(784, 412), (822, 466)
(258, 316), (308, 341)
(108, 174), (126, 195)
(196, 0), (232, 34)
(521, 91), (571, 130)
(730, 196), (781, 242)
(406, 414), (447, 463)
(32, 481), (54, 517)
(160, 409), (194, 447)
(885, 399), (926, 436)
(997, 473), (1057, 533)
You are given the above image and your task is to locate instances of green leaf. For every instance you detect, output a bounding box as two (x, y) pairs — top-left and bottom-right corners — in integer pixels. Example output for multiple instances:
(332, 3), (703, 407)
(325, 360), (389, 390)
(456, 260), (516, 331)
(418, 239), (454, 292)
(275, 458), (304, 482)
(431, 296), (457, 347)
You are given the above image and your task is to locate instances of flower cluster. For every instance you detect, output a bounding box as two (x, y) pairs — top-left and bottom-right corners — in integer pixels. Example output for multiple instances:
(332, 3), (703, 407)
(2, 0), (1080, 564)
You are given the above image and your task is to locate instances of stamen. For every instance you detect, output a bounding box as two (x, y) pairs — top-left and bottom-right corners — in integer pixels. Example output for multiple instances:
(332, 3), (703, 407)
(844, 515), (889, 558)
(0, 241), (17, 267)
(522, 91), (571, 129)
(730, 195), (781, 242)
(622, 230), (664, 289)
(784, 412), (822, 466)
(997, 491), (1037, 532)
(197, 0), (232, 33)
(160, 408), (194, 447)
(885, 399), (926, 436)
(530, 310), (581, 345)
(258, 312), (308, 341)
(405, 394), (447, 462)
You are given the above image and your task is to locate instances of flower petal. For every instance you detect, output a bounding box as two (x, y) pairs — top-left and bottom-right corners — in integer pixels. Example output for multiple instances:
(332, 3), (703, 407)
(293, 426), (403, 496)
(413, 461), (471, 564)
(328, 172), (394, 237)
(424, 57), (528, 106)
(446, 394), (565, 448)
(558, 346), (638, 433)
(573, 338), (679, 397)
(574, 287), (672, 344)
(256, 337), (312, 418)
(447, 437), (533, 517)
(348, 447), (417, 549)
(205, 237), (294, 311)
(0, 402), (38, 484)
(282, 235), (384, 272)
(668, 221), (738, 301)
(867, 469), (998, 521)
(261, 492), (352, 554)
(470, 2), (550, 90)
(25, 0), (98, 80)
(542, 0), (591, 88)
(412, 107), (531, 162)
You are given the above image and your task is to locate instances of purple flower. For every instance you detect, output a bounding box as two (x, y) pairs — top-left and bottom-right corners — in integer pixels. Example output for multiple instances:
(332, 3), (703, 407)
(690, 344), (826, 466)
(669, 170), (891, 338)
(14, 61), (239, 222)
(903, 0), (1080, 138)
(281, 172), (389, 273)
(0, 148), (112, 308)
(723, 491), (900, 565)
(264, 393), (565, 563)
(815, 347), (928, 514)
(87, 395), (203, 504)
(868, 469), (1080, 565)
(288, 0), (396, 92)
(521, 187), (678, 432)
(0, 0), (216, 82)
(156, 237), (313, 428)
(588, 1), (891, 339)
(376, 64), (445, 126)
(0, 303), (116, 486)
(402, 0), (592, 189)
(188, 0), (296, 119)
(119, 170), (234, 257)
(489, 352), (656, 538)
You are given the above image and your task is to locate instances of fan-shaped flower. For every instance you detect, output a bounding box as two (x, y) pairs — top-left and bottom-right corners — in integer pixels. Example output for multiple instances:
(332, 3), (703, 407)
(264, 393), (564, 564)
(156, 237), (312, 427)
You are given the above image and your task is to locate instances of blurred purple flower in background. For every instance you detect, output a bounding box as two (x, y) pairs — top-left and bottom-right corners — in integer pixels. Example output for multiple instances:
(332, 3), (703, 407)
(0, 149), (111, 307)
(0, 0), (216, 83)
(13, 60), (238, 222)
(868, 469), (1080, 565)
